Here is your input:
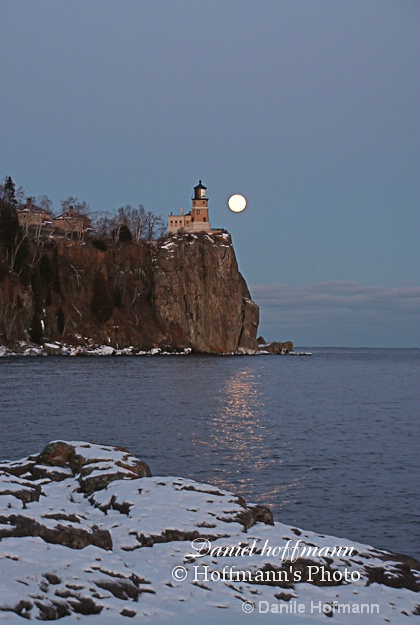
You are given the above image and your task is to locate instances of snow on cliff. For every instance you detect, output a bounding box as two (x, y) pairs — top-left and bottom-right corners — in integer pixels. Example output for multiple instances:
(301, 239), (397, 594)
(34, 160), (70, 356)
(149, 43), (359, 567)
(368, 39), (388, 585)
(0, 441), (418, 623)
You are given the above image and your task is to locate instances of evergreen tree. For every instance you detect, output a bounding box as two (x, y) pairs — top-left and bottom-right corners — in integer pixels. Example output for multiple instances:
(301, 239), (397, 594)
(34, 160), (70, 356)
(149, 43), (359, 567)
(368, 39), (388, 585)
(116, 223), (133, 242)
(0, 191), (30, 276)
(0, 197), (19, 260)
(3, 176), (17, 205)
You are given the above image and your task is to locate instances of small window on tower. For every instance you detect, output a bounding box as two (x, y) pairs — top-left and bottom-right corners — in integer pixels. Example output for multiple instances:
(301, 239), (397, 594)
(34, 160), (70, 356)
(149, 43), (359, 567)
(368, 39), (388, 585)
(197, 210), (200, 215)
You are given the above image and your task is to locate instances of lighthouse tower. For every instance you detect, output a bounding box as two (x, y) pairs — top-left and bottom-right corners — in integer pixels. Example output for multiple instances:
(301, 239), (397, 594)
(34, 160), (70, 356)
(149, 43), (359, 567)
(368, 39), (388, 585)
(189, 180), (211, 232)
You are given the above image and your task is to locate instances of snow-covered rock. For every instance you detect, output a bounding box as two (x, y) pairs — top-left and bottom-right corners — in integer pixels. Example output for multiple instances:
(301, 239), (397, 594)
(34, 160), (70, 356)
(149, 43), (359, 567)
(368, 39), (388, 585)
(0, 442), (418, 623)
(0, 342), (196, 357)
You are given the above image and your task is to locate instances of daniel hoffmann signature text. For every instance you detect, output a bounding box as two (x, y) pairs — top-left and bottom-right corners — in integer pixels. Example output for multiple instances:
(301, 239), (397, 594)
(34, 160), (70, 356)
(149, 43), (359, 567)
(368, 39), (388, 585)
(172, 538), (362, 585)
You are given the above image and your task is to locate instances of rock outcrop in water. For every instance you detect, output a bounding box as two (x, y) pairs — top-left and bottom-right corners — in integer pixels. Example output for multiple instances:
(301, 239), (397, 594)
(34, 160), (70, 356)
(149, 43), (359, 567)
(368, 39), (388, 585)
(0, 232), (259, 353)
(0, 441), (419, 623)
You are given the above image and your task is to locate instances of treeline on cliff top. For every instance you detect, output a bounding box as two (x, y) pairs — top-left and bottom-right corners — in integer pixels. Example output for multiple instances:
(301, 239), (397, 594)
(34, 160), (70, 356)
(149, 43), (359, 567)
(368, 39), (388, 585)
(0, 175), (166, 246)
(0, 176), (167, 344)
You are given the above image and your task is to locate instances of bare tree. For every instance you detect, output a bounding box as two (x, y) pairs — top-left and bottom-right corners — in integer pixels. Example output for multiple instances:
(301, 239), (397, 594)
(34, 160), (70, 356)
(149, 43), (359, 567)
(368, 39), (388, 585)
(36, 195), (53, 213)
(110, 205), (147, 242)
(113, 206), (130, 241)
(78, 202), (165, 243)
(129, 204), (147, 243)
(144, 210), (165, 240)
(91, 211), (114, 239)
(15, 185), (25, 205)
(60, 196), (90, 216)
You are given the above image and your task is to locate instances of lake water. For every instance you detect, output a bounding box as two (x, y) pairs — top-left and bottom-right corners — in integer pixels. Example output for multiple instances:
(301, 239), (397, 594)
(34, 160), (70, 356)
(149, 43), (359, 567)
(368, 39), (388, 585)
(0, 348), (419, 558)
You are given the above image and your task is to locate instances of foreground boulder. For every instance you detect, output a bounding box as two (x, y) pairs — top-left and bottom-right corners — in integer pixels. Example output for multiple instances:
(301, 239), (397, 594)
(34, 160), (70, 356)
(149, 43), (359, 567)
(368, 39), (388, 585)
(0, 441), (418, 623)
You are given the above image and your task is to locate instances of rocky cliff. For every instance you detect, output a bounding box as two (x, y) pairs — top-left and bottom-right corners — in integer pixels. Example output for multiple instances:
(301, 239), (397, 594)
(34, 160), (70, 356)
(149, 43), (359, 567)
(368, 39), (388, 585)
(0, 232), (259, 354)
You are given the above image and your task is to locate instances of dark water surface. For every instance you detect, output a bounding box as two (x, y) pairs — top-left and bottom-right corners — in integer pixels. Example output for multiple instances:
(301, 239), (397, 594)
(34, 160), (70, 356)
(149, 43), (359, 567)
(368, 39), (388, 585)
(1, 348), (419, 558)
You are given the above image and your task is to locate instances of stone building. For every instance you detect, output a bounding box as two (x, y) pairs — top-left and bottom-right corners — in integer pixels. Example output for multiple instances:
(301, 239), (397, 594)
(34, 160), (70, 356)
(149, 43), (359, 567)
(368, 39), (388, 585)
(17, 198), (53, 231)
(53, 208), (92, 238)
(168, 181), (212, 235)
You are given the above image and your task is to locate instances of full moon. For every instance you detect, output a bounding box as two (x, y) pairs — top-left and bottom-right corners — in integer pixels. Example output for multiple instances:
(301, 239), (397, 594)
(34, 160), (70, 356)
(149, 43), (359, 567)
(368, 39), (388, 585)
(228, 194), (247, 213)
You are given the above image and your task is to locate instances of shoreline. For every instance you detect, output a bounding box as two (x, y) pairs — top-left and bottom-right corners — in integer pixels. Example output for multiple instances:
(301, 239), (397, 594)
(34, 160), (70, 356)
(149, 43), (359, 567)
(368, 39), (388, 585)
(0, 441), (418, 623)
(0, 341), (313, 357)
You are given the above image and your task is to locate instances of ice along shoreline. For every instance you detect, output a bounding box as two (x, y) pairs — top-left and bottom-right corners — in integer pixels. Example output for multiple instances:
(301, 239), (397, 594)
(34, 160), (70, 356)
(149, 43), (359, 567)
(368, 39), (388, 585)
(0, 340), (312, 357)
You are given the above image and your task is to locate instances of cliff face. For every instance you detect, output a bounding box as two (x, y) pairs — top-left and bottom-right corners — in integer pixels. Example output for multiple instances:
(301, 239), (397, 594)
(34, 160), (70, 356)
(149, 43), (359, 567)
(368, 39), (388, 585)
(152, 234), (258, 353)
(0, 232), (259, 353)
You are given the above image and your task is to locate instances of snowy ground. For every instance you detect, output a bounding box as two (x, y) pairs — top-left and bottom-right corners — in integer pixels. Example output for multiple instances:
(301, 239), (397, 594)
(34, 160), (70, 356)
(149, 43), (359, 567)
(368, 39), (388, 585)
(0, 441), (418, 623)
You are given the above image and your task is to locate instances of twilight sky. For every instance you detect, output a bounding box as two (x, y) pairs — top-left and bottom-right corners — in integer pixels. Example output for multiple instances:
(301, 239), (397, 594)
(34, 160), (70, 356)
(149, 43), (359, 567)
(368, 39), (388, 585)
(1, 1), (419, 347)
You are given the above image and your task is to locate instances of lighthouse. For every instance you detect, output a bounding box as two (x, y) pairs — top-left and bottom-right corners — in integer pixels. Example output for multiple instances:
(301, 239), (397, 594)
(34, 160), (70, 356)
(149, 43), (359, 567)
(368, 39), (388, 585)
(189, 180), (211, 232)
(167, 181), (212, 235)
